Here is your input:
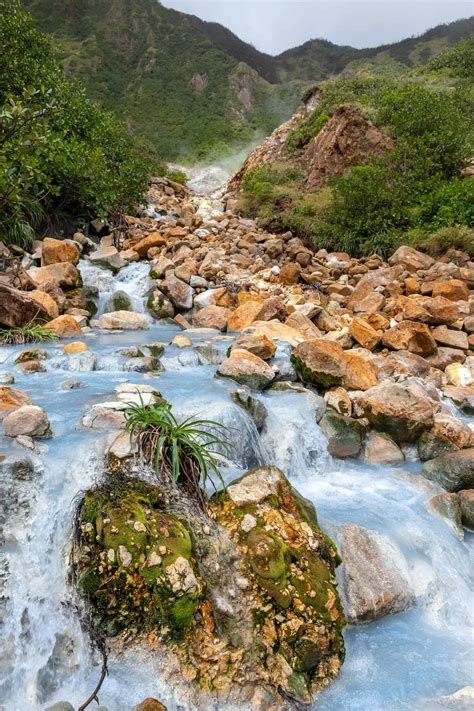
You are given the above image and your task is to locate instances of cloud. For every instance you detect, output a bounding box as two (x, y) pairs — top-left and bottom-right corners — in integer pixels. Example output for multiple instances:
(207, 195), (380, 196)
(162, 0), (472, 55)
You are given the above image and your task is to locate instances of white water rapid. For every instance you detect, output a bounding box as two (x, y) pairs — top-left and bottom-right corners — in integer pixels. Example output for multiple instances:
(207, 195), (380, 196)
(0, 260), (472, 711)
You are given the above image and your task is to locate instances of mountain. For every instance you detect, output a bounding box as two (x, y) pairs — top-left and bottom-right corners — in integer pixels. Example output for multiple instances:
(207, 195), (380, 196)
(24, 1), (474, 162)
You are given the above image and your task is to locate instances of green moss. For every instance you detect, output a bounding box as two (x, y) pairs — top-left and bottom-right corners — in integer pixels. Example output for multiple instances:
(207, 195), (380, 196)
(171, 596), (198, 628)
(287, 671), (309, 700)
(77, 569), (101, 597)
(246, 528), (287, 580)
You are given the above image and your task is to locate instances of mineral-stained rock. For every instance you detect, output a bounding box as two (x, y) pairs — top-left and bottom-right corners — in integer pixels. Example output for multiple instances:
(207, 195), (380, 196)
(231, 333), (277, 360)
(147, 290), (175, 319)
(427, 492), (464, 538)
(342, 350), (379, 391)
(417, 414), (473, 461)
(88, 246), (125, 271)
(431, 279), (469, 302)
(73, 469), (345, 708)
(361, 432), (404, 466)
(132, 699), (167, 711)
(41, 237), (80, 266)
(348, 317), (381, 351)
(163, 273), (194, 311)
(0, 284), (50, 328)
(91, 311), (149, 330)
(29, 289), (59, 319)
(388, 246), (434, 272)
(28, 262), (81, 289)
(422, 449), (474, 492)
(0, 386), (32, 420)
(291, 339), (346, 387)
(443, 385), (474, 415)
(227, 301), (262, 331)
(353, 381), (436, 443)
(218, 348), (276, 390)
(192, 305), (230, 331)
(133, 232), (166, 257)
(445, 363), (473, 387)
(254, 296), (287, 322)
(381, 320), (436, 357)
(334, 523), (414, 624)
(3, 405), (50, 438)
(44, 314), (82, 337)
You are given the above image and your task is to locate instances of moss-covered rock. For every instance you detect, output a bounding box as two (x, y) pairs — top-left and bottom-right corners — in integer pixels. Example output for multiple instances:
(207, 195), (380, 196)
(73, 467), (345, 709)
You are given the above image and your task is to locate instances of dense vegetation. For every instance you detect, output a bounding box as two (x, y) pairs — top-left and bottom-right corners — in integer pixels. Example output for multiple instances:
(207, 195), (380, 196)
(0, 0), (154, 246)
(241, 41), (474, 258)
(24, 0), (474, 162)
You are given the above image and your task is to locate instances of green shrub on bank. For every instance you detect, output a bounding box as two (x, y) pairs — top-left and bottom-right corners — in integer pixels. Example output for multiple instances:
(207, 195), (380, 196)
(0, 1), (154, 246)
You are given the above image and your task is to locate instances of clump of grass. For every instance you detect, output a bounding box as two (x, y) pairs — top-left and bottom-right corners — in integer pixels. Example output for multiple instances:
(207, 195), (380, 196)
(125, 399), (229, 510)
(0, 321), (57, 345)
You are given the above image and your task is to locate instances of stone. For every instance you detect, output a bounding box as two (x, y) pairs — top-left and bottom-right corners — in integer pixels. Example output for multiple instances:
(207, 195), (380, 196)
(218, 349), (276, 390)
(445, 363), (473, 387)
(432, 325), (469, 350)
(88, 246), (125, 271)
(0, 372), (14, 385)
(133, 232), (166, 257)
(231, 389), (268, 431)
(192, 305), (230, 331)
(254, 296), (287, 322)
(103, 290), (133, 313)
(291, 339), (346, 387)
(422, 449), (474, 492)
(147, 290), (175, 319)
(319, 410), (366, 458)
(227, 301), (262, 331)
(354, 381), (436, 443)
(246, 320), (304, 346)
(285, 311), (322, 340)
(44, 315), (82, 337)
(3, 405), (50, 438)
(427, 492), (463, 538)
(132, 700), (167, 711)
(193, 287), (227, 309)
(362, 432), (404, 466)
(42, 237), (79, 265)
(0, 284), (50, 328)
(443, 386), (474, 415)
(388, 246), (434, 271)
(438, 687), (474, 710)
(29, 289), (59, 319)
(431, 279), (469, 302)
(342, 350), (379, 391)
(0, 386), (32, 419)
(63, 341), (88, 354)
(417, 414), (473, 461)
(382, 320), (436, 356)
(279, 263), (301, 284)
(163, 273), (194, 311)
(335, 523), (413, 624)
(231, 333), (276, 360)
(61, 379), (85, 390)
(92, 311), (149, 330)
(458, 490), (474, 529)
(324, 387), (352, 416)
(348, 317), (381, 350)
(171, 334), (192, 348)
(28, 262), (80, 289)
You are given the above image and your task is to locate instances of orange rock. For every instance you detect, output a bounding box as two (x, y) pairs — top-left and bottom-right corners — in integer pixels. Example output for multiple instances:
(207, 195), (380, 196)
(291, 339), (346, 387)
(64, 341), (88, 354)
(227, 301), (262, 331)
(133, 232), (166, 257)
(431, 279), (469, 302)
(382, 321), (436, 357)
(236, 292), (263, 306)
(343, 350), (379, 391)
(388, 246), (434, 272)
(29, 290), (59, 319)
(348, 317), (381, 351)
(41, 237), (79, 266)
(28, 262), (80, 289)
(133, 699), (167, 711)
(231, 333), (277, 360)
(0, 386), (32, 419)
(255, 296), (287, 322)
(44, 315), (82, 337)
(432, 325), (469, 350)
(279, 263), (301, 285)
(285, 312), (322, 340)
(192, 305), (231, 331)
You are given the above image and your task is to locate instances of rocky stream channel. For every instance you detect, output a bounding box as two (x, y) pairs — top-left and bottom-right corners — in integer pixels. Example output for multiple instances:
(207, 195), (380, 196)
(0, 178), (473, 711)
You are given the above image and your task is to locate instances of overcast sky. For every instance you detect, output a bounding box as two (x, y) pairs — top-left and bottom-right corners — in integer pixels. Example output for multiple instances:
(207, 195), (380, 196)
(161, 1), (472, 55)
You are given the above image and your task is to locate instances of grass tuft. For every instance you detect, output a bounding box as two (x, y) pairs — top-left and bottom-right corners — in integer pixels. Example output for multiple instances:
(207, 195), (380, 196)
(0, 321), (58, 345)
(125, 398), (229, 510)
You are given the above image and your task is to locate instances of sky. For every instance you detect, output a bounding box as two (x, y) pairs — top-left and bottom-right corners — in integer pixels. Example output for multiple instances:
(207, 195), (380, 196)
(161, 0), (473, 55)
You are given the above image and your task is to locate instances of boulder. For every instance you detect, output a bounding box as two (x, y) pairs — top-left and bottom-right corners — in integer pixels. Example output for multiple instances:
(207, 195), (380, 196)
(28, 262), (81, 289)
(163, 273), (194, 311)
(388, 246), (434, 272)
(0, 284), (50, 328)
(192, 305), (230, 331)
(45, 315), (82, 337)
(231, 333), (277, 360)
(29, 289), (59, 319)
(0, 386), (32, 420)
(458, 490), (474, 529)
(41, 237), (79, 266)
(88, 246), (125, 271)
(354, 381), (436, 443)
(443, 385), (474, 415)
(3, 405), (50, 437)
(361, 432), (404, 466)
(445, 363), (473, 387)
(133, 232), (166, 257)
(103, 290), (133, 313)
(218, 349), (276, 390)
(422, 449), (474, 492)
(73, 470), (345, 708)
(427, 492), (463, 538)
(285, 311), (322, 340)
(417, 414), (473, 461)
(279, 263), (301, 284)
(147, 290), (175, 319)
(319, 410), (366, 458)
(231, 389), (268, 431)
(291, 339), (346, 387)
(63, 341), (88, 354)
(227, 301), (262, 331)
(91, 311), (149, 330)
(254, 296), (287, 322)
(335, 523), (413, 624)
(431, 279), (469, 302)
(382, 320), (436, 356)
(348, 317), (381, 351)
(342, 350), (379, 391)
(432, 325), (469, 351)
(132, 700), (167, 711)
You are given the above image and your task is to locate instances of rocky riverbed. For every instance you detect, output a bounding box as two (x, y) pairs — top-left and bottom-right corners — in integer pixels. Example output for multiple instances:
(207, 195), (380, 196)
(0, 176), (473, 710)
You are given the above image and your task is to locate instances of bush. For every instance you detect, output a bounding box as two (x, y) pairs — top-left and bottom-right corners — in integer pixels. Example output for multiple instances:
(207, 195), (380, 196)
(0, 1), (154, 245)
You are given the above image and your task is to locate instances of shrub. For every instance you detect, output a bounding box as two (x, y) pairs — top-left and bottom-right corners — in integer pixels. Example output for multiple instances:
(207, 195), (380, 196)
(0, 0), (154, 245)
(124, 399), (229, 510)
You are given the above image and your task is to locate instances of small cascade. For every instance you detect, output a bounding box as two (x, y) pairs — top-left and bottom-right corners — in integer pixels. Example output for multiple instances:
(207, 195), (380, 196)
(80, 260), (153, 315)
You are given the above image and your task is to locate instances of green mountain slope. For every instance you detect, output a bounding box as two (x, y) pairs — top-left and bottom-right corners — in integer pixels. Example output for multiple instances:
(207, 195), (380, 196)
(24, 1), (474, 162)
